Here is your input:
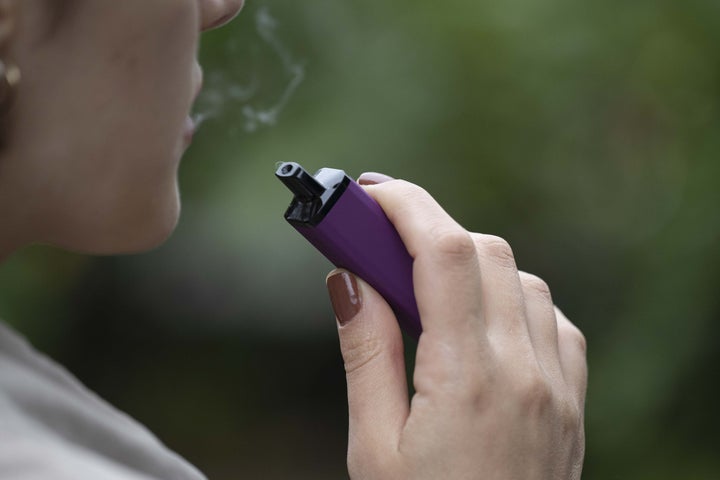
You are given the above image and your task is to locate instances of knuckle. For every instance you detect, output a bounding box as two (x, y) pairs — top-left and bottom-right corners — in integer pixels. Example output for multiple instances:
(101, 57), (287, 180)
(558, 320), (587, 354)
(431, 228), (477, 262)
(476, 234), (516, 268)
(414, 337), (472, 391)
(416, 338), (495, 410)
(462, 379), (495, 413)
(520, 272), (552, 299)
(391, 179), (431, 203)
(340, 329), (385, 377)
(559, 400), (582, 434)
(516, 370), (555, 416)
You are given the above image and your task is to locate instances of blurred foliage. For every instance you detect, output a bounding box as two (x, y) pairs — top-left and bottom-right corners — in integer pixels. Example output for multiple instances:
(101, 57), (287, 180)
(1, 0), (719, 478)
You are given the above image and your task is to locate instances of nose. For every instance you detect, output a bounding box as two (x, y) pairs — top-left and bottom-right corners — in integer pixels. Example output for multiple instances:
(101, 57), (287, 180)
(199, 0), (245, 31)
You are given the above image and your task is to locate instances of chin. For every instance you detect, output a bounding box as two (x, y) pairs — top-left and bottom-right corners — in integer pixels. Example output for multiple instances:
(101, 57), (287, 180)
(113, 194), (182, 255)
(54, 188), (182, 256)
(117, 209), (181, 254)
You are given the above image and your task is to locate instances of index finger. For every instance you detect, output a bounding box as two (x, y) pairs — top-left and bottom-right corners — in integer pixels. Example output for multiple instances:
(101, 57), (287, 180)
(363, 180), (486, 345)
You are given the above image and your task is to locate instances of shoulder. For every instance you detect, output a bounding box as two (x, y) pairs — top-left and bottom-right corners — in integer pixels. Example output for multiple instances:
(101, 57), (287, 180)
(0, 321), (205, 480)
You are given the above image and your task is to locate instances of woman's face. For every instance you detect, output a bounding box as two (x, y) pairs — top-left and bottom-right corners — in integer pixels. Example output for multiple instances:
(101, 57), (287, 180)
(0, 0), (243, 256)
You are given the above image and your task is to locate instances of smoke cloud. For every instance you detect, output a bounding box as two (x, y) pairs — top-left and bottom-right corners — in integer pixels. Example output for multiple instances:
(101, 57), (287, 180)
(193, 6), (305, 133)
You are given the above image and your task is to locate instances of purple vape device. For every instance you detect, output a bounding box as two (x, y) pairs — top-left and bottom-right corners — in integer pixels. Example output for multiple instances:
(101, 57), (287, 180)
(276, 162), (422, 339)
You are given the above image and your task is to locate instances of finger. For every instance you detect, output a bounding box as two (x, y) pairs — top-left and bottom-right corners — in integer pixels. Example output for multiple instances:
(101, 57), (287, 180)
(470, 233), (533, 351)
(554, 306), (588, 406)
(518, 272), (563, 380)
(357, 172), (395, 185)
(363, 181), (485, 344)
(326, 269), (409, 460)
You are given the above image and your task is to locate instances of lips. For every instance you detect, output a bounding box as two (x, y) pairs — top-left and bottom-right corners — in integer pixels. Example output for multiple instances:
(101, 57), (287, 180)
(192, 63), (204, 103)
(183, 64), (204, 147)
(183, 115), (196, 147)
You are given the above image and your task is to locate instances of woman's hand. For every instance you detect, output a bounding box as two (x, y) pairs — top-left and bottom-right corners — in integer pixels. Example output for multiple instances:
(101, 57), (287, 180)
(326, 177), (587, 479)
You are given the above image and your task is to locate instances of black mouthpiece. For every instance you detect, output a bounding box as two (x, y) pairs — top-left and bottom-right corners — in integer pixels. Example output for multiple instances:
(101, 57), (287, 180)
(276, 162), (326, 201)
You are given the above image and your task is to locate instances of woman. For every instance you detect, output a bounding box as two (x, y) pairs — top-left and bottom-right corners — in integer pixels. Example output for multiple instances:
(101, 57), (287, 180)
(0, 0), (587, 478)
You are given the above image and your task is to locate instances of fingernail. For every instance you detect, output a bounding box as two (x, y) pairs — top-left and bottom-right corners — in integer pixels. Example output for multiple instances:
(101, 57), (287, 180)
(326, 271), (362, 326)
(357, 172), (395, 186)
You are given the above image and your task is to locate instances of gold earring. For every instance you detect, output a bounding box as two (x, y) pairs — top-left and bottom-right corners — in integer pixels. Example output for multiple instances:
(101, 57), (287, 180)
(0, 58), (19, 111)
(0, 0), (15, 45)
(0, 0), (17, 115)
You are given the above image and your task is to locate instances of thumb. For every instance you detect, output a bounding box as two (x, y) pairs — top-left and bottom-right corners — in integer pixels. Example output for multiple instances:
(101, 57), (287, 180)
(326, 269), (409, 459)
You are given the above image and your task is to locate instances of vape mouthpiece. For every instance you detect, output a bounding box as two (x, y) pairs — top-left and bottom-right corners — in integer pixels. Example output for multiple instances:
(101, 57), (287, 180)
(276, 162), (325, 201)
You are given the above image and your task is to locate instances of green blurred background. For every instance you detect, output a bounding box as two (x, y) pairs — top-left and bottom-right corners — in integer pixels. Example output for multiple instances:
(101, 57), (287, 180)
(1, 0), (719, 478)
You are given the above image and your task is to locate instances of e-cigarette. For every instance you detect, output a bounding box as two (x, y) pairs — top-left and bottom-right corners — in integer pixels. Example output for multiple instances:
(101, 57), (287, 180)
(276, 162), (422, 339)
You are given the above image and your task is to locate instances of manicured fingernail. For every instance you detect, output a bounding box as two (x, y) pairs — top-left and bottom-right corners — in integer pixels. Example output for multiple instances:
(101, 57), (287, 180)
(326, 270), (362, 326)
(357, 172), (395, 185)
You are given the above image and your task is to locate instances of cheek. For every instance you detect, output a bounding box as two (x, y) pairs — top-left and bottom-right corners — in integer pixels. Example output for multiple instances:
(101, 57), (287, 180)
(24, 0), (200, 170)
(60, 2), (199, 212)
(109, 2), (200, 155)
(14, 0), (201, 252)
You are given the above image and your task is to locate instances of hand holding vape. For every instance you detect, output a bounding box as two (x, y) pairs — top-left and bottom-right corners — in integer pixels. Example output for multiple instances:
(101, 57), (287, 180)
(276, 162), (422, 339)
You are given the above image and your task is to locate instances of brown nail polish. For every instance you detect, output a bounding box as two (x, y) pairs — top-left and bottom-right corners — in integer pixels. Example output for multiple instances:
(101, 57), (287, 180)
(326, 271), (362, 326)
(357, 172), (395, 186)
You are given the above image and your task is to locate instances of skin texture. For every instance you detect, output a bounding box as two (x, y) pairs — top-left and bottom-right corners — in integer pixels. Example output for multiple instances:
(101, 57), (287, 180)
(328, 176), (587, 479)
(0, 0), (243, 258)
(0, 1), (587, 477)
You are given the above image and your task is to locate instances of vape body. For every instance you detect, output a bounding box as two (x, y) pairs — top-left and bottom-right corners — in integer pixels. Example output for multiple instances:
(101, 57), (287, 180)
(276, 162), (421, 339)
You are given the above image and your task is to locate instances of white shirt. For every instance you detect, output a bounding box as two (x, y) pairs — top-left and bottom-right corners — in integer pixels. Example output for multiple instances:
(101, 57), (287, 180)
(0, 321), (205, 479)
